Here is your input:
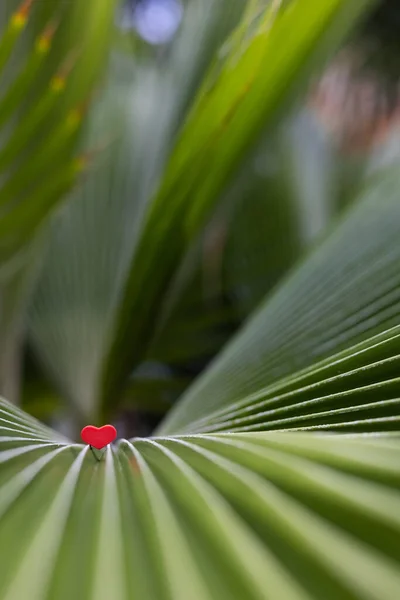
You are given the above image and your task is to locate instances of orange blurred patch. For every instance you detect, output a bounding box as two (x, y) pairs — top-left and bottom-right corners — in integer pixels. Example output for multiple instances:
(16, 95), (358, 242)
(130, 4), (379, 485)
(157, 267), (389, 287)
(310, 51), (400, 154)
(129, 455), (140, 474)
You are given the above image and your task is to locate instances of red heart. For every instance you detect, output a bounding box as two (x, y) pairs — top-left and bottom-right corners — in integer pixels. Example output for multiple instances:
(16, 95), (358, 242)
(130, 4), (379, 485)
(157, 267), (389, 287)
(81, 425), (117, 449)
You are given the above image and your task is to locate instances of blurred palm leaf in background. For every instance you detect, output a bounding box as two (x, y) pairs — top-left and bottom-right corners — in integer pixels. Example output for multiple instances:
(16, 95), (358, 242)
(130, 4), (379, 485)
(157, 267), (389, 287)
(0, 0), (118, 401)
(4, 0), (400, 598)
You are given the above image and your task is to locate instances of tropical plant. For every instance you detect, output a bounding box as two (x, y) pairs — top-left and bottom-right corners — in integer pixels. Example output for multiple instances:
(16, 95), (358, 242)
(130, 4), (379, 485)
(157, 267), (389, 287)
(1, 0), (400, 598)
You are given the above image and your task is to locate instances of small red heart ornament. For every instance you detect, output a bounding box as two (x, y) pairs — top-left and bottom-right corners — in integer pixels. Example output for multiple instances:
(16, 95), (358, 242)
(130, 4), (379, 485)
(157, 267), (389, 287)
(81, 425), (117, 449)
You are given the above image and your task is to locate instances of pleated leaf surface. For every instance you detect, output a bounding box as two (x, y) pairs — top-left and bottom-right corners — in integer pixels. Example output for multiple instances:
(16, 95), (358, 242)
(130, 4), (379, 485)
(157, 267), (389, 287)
(1, 397), (400, 600)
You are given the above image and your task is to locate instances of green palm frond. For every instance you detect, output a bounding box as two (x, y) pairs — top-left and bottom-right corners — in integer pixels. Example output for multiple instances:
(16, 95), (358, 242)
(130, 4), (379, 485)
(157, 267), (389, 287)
(1, 398), (400, 599)
(0, 0), (117, 264)
(26, 0), (375, 427)
(27, 0), (243, 424)
(100, 0), (376, 411)
(0, 0), (117, 403)
(160, 167), (400, 434)
(2, 2), (399, 599)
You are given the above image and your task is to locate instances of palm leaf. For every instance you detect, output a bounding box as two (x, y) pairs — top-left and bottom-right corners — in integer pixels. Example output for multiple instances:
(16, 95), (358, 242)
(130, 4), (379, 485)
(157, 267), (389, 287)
(0, 0), (118, 263)
(1, 397), (400, 599)
(160, 167), (400, 434)
(4, 2), (400, 599)
(99, 0), (376, 410)
(28, 0), (376, 426)
(0, 0), (117, 402)
(27, 0), (242, 424)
